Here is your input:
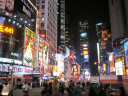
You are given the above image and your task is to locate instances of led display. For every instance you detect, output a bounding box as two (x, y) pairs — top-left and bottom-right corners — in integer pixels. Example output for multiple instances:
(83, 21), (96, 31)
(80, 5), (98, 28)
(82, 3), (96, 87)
(124, 41), (128, 66)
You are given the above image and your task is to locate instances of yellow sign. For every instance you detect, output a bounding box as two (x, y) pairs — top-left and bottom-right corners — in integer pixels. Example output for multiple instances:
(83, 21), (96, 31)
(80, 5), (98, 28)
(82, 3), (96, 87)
(0, 25), (14, 35)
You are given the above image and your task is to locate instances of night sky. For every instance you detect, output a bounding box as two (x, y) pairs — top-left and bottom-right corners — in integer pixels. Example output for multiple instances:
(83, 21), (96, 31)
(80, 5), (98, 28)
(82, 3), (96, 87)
(66, 0), (110, 75)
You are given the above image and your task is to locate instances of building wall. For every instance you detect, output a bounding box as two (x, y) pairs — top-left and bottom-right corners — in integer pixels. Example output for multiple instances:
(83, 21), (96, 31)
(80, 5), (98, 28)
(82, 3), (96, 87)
(109, 0), (125, 41)
(78, 21), (89, 67)
(44, 0), (58, 64)
(109, 0), (124, 40)
(123, 0), (128, 34)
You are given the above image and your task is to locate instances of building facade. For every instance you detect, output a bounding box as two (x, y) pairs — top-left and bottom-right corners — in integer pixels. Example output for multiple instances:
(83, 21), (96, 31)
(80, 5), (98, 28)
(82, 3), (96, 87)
(44, 0), (58, 66)
(0, 0), (37, 78)
(109, 0), (128, 41)
(58, 0), (65, 47)
(78, 20), (90, 79)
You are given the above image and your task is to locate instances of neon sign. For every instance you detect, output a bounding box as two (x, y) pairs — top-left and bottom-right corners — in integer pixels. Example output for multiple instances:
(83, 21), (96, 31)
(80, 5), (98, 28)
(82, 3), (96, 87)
(0, 25), (14, 35)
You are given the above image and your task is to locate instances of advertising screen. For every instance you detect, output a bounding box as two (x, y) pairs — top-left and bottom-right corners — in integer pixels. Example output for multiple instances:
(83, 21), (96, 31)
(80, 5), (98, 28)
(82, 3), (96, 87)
(55, 53), (64, 76)
(39, 35), (49, 75)
(115, 58), (124, 76)
(124, 41), (128, 66)
(23, 27), (36, 67)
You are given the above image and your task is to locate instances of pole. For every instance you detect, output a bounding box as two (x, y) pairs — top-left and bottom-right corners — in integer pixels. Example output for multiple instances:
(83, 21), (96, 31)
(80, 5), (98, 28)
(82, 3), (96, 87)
(9, 35), (14, 95)
(10, 35), (14, 93)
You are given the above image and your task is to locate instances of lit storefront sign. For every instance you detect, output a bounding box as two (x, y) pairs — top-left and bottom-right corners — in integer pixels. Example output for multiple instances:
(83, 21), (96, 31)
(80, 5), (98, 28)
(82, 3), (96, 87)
(23, 27), (36, 67)
(0, 25), (14, 35)
(0, 64), (33, 74)
(0, 64), (9, 72)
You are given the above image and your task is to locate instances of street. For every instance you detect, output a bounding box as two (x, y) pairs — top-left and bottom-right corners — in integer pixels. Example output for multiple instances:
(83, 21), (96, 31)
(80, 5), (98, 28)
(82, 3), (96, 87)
(13, 87), (42, 96)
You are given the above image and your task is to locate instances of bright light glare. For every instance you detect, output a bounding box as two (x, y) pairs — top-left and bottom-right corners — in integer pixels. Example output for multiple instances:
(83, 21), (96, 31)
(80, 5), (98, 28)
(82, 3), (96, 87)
(82, 44), (88, 47)
(80, 32), (87, 37)
(83, 47), (88, 50)
(96, 22), (103, 26)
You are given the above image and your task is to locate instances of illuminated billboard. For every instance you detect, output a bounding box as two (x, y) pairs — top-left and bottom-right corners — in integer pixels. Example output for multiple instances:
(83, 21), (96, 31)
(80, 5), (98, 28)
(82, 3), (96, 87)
(23, 27), (36, 67)
(71, 64), (80, 80)
(124, 41), (128, 66)
(0, 24), (14, 35)
(38, 34), (49, 75)
(115, 57), (124, 76)
(54, 53), (64, 76)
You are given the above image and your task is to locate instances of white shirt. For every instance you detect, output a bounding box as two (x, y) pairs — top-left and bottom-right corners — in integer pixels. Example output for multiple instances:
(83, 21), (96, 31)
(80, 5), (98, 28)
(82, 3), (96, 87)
(1, 84), (11, 95)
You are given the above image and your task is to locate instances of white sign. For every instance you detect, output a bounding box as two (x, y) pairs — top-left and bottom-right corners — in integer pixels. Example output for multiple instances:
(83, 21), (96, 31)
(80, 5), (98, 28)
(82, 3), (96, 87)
(0, 64), (33, 75)
(115, 61), (124, 75)
(0, 57), (22, 65)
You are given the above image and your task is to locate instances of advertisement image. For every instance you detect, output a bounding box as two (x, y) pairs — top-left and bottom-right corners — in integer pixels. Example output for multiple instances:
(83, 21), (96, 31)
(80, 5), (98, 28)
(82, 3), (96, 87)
(115, 57), (124, 76)
(54, 53), (64, 77)
(124, 41), (128, 66)
(39, 35), (49, 75)
(23, 27), (36, 67)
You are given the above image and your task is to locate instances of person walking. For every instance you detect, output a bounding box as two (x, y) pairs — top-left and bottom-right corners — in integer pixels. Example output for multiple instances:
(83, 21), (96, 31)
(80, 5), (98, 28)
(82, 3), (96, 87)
(22, 82), (30, 96)
(1, 81), (12, 96)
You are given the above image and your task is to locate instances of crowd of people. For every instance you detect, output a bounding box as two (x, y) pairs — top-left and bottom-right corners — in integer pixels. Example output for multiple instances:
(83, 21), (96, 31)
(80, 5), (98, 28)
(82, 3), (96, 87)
(0, 79), (126, 96)
(40, 80), (126, 96)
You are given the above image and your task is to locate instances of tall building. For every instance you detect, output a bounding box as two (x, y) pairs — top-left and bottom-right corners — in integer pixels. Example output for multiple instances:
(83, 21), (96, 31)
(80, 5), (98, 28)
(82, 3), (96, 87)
(36, 0), (45, 33)
(44, 0), (58, 65)
(36, 0), (48, 75)
(65, 11), (72, 48)
(58, 0), (71, 50)
(78, 20), (90, 77)
(58, 0), (65, 47)
(36, 0), (58, 76)
(0, 0), (37, 78)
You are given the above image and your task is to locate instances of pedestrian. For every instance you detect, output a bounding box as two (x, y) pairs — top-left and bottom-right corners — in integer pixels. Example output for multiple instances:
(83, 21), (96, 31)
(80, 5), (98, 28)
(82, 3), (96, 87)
(73, 82), (81, 96)
(1, 81), (12, 96)
(59, 82), (65, 96)
(67, 81), (74, 96)
(22, 82), (30, 96)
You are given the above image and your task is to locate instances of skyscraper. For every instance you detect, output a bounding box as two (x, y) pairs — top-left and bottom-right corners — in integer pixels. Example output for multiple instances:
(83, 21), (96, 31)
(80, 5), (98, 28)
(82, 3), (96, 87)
(44, 0), (58, 64)
(58, 0), (65, 47)
(58, 0), (71, 50)
(36, 0), (58, 77)
(78, 20), (90, 71)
